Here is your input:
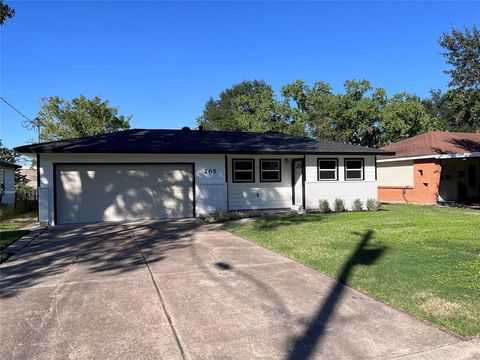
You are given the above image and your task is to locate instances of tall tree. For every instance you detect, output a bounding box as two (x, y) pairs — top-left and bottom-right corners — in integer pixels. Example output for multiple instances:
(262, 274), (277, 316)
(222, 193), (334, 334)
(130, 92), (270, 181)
(282, 79), (386, 147)
(0, 0), (15, 25)
(380, 93), (440, 146)
(26, 95), (132, 142)
(197, 80), (291, 133)
(435, 26), (480, 131)
(439, 25), (480, 90)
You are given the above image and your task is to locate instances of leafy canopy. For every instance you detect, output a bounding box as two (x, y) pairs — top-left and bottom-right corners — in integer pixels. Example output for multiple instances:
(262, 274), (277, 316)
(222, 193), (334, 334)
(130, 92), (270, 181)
(197, 79), (438, 147)
(439, 25), (480, 90)
(30, 95), (132, 142)
(0, 0), (15, 25)
(197, 80), (291, 133)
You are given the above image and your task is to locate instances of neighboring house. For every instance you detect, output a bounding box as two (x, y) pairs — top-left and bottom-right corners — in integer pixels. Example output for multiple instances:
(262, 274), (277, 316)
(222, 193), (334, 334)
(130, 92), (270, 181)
(19, 168), (38, 189)
(0, 160), (21, 204)
(377, 131), (480, 204)
(15, 128), (391, 225)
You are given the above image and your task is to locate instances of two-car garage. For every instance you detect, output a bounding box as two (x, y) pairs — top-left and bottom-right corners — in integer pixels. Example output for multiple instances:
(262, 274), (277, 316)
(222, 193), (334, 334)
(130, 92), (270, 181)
(54, 163), (194, 224)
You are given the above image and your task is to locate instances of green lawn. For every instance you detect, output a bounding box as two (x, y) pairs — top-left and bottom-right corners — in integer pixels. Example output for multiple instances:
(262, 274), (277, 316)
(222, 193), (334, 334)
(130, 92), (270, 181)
(226, 204), (480, 337)
(0, 211), (36, 263)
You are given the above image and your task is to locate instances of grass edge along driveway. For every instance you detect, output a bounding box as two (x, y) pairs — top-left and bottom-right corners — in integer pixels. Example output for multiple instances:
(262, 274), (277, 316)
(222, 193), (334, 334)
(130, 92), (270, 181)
(0, 212), (36, 263)
(226, 204), (480, 337)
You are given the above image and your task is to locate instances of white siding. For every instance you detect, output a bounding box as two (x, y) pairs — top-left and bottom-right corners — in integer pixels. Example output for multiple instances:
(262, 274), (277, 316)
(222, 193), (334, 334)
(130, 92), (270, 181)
(1, 168), (16, 204)
(305, 155), (378, 210)
(38, 153), (227, 224)
(227, 155), (294, 210)
(377, 161), (414, 187)
(37, 152), (380, 224)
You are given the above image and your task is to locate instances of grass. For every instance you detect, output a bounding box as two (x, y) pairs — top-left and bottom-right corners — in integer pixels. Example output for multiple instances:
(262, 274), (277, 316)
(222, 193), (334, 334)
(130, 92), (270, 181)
(226, 204), (480, 337)
(0, 211), (37, 263)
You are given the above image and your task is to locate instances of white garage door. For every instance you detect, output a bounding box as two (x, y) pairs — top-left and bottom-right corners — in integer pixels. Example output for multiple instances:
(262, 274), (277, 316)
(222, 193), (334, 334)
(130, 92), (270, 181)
(55, 163), (194, 224)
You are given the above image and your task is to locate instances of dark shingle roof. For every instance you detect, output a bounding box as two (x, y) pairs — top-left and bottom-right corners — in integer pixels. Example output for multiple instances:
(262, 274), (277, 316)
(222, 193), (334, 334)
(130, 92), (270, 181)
(14, 128), (392, 155)
(0, 160), (21, 169)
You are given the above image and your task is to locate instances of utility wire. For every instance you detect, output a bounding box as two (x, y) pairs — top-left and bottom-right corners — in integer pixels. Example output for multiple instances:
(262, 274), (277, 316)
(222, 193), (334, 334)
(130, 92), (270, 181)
(0, 96), (33, 122)
(0, 96), (40, 142)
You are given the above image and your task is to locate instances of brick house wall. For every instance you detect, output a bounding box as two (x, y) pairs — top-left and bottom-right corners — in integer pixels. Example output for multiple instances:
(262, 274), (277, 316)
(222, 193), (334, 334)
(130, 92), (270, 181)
(378, 159), (441, 204)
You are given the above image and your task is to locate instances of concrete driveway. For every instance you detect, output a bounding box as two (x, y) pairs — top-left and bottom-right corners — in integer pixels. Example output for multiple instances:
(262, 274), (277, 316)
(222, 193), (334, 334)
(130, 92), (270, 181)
(0, 220), (478, 360)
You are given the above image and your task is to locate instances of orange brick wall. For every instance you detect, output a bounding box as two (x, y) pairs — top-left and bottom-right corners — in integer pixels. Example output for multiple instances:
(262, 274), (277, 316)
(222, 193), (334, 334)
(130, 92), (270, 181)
(378, 160), (441, 204)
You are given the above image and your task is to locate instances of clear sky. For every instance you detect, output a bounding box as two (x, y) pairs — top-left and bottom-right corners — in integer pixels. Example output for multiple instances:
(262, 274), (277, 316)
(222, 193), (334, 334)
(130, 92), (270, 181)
(1, 1), (479, 149)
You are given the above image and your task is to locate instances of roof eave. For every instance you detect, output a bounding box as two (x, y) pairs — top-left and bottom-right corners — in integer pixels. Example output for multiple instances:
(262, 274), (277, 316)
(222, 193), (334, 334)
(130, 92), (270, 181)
(15, 149), (393, 156)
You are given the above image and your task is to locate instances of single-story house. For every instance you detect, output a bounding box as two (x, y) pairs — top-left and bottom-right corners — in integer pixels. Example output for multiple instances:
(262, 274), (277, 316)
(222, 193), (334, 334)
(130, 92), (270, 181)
(0, 160), (21, 204)
(377, 131), (480, 204)
(15, 128), (391, 225)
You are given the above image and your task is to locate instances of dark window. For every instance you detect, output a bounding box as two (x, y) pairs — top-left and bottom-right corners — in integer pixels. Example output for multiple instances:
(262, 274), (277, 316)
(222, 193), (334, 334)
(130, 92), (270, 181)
(232, 159), (254, 182)
(468, 164), (477, 187)
(260, 159), (281, 182)
(317, 159), (338, 181)
(345, 159), (364, 180)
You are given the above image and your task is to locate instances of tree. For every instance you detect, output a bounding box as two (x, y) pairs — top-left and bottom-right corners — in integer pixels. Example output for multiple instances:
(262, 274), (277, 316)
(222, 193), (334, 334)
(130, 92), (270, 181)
(0, 0), (15, 25)
(280, 80), (333, 138)
(435, 26), (480, 132)
(197, 80), (291, 133)
(197, 79), (308, 134)
(27, 95), (132, 142)
(0, 139), (19, 163)
(380, 93), (440, 146)
(424, 89), (480, 132)
(439, 26), (480, 90)
(0, 139), (28, 186)
(282, 79), (386, 147)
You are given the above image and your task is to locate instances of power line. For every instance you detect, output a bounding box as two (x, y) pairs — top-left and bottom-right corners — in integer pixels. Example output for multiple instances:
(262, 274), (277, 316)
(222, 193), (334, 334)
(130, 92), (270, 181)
(0, 96), (40, 142)
(0, 96), (33, 122)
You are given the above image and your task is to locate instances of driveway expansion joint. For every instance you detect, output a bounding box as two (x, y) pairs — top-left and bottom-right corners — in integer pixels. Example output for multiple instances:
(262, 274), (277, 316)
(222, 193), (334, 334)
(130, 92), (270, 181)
(128, 224), (188, 360)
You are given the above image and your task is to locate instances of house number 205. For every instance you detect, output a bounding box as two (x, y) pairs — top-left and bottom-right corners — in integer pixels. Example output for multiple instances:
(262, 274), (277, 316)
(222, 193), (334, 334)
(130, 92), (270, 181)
(204, 169), (217, 174)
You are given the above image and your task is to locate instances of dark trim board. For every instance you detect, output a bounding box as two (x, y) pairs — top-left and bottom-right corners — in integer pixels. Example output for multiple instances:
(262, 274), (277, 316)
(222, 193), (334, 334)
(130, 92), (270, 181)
(231, 158), (255, 183)
(302, 155), (306, 209)
(317, 157), (339, 181)
(36, 154), (40, 222)
(53, 162), (196, 224)
(374, 156), (377, 180)
(259, 158), (282, 183)
(291, 158), (305, 208)
(344, 158), (365, 181)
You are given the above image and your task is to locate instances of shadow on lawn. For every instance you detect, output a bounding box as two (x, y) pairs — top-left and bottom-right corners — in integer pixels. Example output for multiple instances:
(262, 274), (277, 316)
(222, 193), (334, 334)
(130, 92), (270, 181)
(287, 229), (387, 359)
(252, 214), (323, 231)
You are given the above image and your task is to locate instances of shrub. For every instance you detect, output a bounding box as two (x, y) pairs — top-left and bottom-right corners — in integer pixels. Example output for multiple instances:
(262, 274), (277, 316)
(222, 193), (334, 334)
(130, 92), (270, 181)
(200, 209), (261, 223)
(334, 198), (346, 212)
(366, 198), (381, 211)
(318, 199), (331, 213)
(352, 198), (364, 211)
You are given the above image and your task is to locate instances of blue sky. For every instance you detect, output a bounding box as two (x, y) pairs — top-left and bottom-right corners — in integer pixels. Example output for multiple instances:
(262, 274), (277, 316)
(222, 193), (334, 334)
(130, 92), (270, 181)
(1, 1), (479, 149)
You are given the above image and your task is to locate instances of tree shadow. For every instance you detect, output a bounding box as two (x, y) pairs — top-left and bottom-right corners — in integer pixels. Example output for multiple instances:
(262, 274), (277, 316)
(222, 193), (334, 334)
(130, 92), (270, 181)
(286, 229), (386, 359)
(0, 220), (198, 299)
(252, 214), (324, 231)
(431, 138), (480, 154)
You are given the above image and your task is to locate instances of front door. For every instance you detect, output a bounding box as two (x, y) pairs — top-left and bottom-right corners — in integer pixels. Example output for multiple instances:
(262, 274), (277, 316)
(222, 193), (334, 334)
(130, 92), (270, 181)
(292, 159), (304, 207)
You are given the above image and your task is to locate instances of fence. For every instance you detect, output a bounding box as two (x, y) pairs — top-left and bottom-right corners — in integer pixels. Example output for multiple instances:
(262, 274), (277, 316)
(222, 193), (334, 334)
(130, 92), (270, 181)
(13, 188), (38, 212)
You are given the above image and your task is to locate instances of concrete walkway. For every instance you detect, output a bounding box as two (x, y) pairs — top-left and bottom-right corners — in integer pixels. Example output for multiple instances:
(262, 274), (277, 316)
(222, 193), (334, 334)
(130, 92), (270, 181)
(0, 220), (478, 359)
